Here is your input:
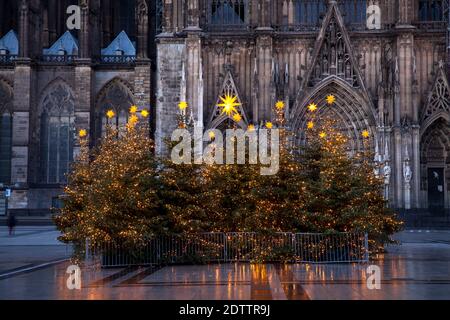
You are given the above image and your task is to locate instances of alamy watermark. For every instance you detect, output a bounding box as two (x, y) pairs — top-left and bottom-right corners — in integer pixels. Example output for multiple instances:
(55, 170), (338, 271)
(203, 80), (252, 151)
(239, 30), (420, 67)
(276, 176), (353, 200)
(171, 128), (280, 176)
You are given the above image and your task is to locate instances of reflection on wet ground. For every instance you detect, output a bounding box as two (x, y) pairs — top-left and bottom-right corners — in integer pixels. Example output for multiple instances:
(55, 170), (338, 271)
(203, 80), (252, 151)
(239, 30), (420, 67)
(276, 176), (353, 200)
(0, 230), (449, 300)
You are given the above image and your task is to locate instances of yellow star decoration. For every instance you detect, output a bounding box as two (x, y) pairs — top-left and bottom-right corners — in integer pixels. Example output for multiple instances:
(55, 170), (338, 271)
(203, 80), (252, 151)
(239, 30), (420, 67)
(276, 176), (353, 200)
(129, 105), (138, 114)
(106, 109), (115, 119)
(275, 101), (285, 110)
(232, 113), (242, 123)
(79, 129), (87, 138)
(208, 131), (216, 140)
(308, 103), (318, 112)
(307, 121), (314, 129)
(178, 101), (188, 111)
(247, 124), (255, 132)
(319, 132), (327, 139)
(128, 114), (139, 127)
(218, 95), (240, 117)
(141, 109), (149, 118)
(362, 130), (370, 138)
(326, 95), (336, 105)
(266, 122), (273, 129)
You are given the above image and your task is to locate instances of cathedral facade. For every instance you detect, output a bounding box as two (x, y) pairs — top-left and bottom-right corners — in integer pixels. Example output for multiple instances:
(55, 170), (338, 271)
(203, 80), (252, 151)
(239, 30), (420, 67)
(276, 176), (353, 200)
(1, 0), (450, 224)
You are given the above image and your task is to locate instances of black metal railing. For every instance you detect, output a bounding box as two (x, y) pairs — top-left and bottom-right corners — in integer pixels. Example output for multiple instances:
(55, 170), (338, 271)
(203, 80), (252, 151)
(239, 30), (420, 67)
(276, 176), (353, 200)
(40, 54), (76, 64)
(99, 55), (136, 65)
(91, 232), (369, 267)
(0, 54), (17, 65)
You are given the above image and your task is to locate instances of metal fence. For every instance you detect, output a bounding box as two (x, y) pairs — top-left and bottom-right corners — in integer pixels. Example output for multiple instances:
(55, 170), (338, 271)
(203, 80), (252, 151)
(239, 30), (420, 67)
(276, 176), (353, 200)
(95, 232), (369, 267)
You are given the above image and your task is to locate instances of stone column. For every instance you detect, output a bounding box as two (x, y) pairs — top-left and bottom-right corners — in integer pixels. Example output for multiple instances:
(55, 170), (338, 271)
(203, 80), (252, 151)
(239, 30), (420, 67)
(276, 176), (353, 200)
(255, 34), (274, 123)
(155, 36), (185, 155)
(136, 0), (149, 59)
(74, 59), (92, 156)
(18, 0), (29, 58)
(10, 60), (32, 211)
(79, 0), (90, 58)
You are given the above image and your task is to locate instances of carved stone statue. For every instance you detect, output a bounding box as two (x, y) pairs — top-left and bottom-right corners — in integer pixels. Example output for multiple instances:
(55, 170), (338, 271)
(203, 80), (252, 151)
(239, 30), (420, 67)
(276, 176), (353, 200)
(383, 162), (391, 185)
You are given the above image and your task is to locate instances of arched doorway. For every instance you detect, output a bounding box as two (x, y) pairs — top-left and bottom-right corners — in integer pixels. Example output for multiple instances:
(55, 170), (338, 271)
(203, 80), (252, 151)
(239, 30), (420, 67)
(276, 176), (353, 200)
(291, 77), (376, 153)
(420, 117), (450, 214)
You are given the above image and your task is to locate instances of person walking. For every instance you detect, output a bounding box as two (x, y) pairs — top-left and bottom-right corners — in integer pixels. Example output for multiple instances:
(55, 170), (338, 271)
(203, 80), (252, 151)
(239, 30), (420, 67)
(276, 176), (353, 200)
(7, 214), (17, 236)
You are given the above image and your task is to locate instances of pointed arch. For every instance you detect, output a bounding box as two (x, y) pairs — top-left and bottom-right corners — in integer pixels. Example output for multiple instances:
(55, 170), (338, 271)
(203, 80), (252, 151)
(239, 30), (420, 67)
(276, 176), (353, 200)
(38, 78), (75, 116)
(290, 2), (377, 152)
(420, 117), (450, 210)
(421, 66), (450, 135)
(94, 77), (136, 137)
(208, 69), (249, 130)
(301, 2), (366, 89)
(292, 77), (376, 152)
(38, 78), (76, 184)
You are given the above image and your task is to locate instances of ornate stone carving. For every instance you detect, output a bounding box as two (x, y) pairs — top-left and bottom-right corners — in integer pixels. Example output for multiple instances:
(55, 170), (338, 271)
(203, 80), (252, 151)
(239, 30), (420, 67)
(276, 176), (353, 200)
(208, 68), (248, 130)
(421, 65), (450, 124)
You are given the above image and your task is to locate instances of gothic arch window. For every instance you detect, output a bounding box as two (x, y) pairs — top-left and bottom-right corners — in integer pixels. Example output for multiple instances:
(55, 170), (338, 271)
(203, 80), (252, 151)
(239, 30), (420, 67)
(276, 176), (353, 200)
(39, 82), (75, 184)
(418, 0), (445, 21)
(292, 81), (375, 153)
(209, 0), (247, 26)
(0, 80), (13, 184)
(95, 79), (136, 138)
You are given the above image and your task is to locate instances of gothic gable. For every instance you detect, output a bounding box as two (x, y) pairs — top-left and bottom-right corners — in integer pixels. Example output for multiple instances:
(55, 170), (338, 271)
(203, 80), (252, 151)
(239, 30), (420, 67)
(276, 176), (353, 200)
(421, 65), (450, 126)
(208, 68), (248, 130)
(303, 2), (364, 89)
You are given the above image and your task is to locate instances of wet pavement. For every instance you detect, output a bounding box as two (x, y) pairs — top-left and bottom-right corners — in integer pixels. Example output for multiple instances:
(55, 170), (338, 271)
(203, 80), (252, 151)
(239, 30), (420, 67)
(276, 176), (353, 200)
(0, 227), (449, 300)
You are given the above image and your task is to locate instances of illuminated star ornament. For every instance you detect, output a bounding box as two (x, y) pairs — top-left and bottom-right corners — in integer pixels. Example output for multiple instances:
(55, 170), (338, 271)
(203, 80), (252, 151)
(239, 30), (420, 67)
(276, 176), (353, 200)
(275, 101), (285, 110)
(319, 132), (327, 139)
(326, 95), (336, 105)
(362, 130), (370, 138)
(79, 129), (87, 138)
(141, 109), (149, 118)
(208, 131), (216, 140)
(266, 122), (273, 129)
(129, 105), (138, 114)
(308, 103), (318, 112)
(232, 113), (242, 123)
(178, 101), (188, 111)
(218, 95), (240, 117)
(307, 121), (314, 129)
(247, 124), (255, 132)
(106, 109), (115, 119)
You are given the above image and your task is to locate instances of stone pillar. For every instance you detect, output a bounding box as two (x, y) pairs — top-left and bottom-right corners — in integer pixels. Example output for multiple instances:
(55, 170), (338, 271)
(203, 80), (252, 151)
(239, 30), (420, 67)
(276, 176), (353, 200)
(74, 60), (92, 155)
(155, 36), (185, 155)
(18, 0), (29, 58)
(163, 0), (174, 33)
(255, 34), (273, 123)
(136, 0), (149, 59)
(186, 0), (200, 29)
(134, 60), (152, 110)
(79, 0), (90, 58)
(10, 60), (32, 210)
